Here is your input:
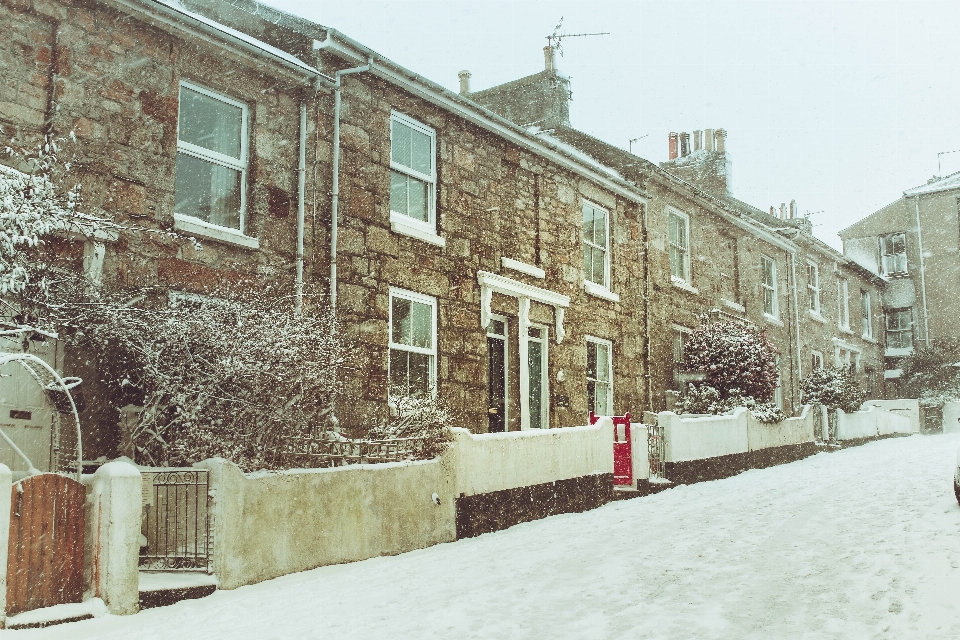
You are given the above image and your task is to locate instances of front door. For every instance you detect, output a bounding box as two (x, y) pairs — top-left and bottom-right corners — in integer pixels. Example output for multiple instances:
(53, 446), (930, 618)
(486, 317), (507, 433)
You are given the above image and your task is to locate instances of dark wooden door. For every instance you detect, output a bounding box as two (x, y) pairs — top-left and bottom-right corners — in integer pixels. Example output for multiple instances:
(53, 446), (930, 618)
(6, 473), (85, 616)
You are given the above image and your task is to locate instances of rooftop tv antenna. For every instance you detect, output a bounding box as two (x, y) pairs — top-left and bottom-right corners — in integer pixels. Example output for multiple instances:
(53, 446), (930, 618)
(546, 18), (609, 56)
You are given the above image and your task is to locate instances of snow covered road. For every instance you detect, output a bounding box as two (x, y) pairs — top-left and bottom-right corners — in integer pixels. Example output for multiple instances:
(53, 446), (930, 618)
(22, 433), (960, 639)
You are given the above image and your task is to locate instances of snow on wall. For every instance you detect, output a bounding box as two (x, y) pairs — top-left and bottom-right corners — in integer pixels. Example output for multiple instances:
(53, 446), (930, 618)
(836, 405), (913, 440)
(942, 401), (960, 434)
(658, 406), (815, 463)
(449, 420), (613, 497)
(861, 399), (920, 433)
(631, 424), (650, 482)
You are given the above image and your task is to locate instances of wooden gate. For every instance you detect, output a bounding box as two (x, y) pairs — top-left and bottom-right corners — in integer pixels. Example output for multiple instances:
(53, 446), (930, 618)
(590, 412), (633, 486)
(6, 474), (85, 616)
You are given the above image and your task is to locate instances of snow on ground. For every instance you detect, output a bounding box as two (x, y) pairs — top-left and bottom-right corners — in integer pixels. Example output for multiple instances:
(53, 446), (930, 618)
(19, 433), (960, 640)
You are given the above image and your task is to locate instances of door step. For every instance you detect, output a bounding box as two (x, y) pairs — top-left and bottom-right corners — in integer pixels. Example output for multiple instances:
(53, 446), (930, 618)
(4, 599), (105, 630)
(139, 572), (218, 610)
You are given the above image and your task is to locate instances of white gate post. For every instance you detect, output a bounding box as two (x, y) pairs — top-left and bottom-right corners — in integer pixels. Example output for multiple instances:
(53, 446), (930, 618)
(90, 461), (141, 615)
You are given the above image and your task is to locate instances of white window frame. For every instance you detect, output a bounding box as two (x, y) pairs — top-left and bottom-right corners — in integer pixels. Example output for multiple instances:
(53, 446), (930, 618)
(806, 260), (820, 314)
(860, 289), (873, 339)
(525, 323), (549, 430)
(668, 208), (691, 284)
(486, 314), (509, 431)
(387, 287), (438, 397)
(837, 277), (850, 330)
(672, 324), (693, 389)
(879, 232), (907, 275)
(773, 356), (783, 409)
(886, 308), (914, 351)
(582, 201), (611, 290)
(586, 336), (614, 417)
(761, 255), (779, 319)
(811, 350), (824, 371)
(389, 111), (438, 239)
(174, 81), (253, 245)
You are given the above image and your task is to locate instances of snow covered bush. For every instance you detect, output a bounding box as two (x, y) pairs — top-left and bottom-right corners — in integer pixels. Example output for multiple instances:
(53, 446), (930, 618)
(682, 320), (779, 403)
(61, 283), (348, 471)
(799, 367), (866, 413)
(676, 384), (786, 424)
(899, 339), (960, 409)
(365, 390), (454, 460)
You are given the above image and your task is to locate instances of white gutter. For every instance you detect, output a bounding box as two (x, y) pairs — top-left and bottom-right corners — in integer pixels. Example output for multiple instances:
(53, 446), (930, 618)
(313, 34), (647, 206)
(329, 59), (373, 312)
(790, 251), (802, 402)
(913, 195), (931, 346)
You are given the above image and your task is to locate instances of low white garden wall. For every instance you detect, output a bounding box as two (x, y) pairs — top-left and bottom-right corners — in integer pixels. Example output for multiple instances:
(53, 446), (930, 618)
(861, 399), (920, 433)
(202, 420), (614, 590)
(658, 406), (814, 463)
(942, 401), (960, 434)
(200, 455), (457, 591)
(630, 424), (649, 483)
(449, 420), (613, 497)
(835, 405), (914, 440)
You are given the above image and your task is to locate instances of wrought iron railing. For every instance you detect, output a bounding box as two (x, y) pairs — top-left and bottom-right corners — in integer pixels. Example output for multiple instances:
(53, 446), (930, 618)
(647, 424), (666, 480)
(140, 468), (211, 572)
(273, 435), (432, 469)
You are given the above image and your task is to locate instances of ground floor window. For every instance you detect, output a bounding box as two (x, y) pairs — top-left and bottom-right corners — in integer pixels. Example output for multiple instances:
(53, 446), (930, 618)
(586, 337), (613, 417)
(487, 316), (508, 433)
(388, 288), (437, 396)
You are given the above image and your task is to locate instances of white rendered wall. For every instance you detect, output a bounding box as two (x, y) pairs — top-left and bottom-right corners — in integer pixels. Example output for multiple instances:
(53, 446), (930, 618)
(861, 399), (920, 433)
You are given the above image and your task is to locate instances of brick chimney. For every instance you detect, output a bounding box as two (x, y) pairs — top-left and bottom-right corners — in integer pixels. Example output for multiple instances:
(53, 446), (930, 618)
(680, 132), (690, 157)
(668, 132), (679, 160)
(458, 70), (471, 95)
(544, 46), (556, 72)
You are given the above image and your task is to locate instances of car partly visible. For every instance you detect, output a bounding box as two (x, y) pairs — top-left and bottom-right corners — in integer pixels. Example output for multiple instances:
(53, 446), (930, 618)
(955, 444), (960, 506)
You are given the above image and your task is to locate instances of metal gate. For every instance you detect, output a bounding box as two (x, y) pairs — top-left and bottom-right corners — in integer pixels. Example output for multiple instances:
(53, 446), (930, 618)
(6, 473), (85, 616)
(140, 469), (211, 572)
(647, 424), (665, 480)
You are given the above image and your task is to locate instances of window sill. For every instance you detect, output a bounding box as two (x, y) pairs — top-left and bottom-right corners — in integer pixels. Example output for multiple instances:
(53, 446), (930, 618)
(670, 278), (698, 296)
(721, 299), (745, 313)
(861, 334), (877, 344)
(584, 281), (620, 302)
(884, 369), (903, 379)
(502, 257), (545, 279)
(885, 347), (913, 357)
(173, 214), (259, 249)
(807, 310), (827, 324)
(763, 313), (784, 327)
(838, 326), (854, 336)
(390, 215), (446, 247)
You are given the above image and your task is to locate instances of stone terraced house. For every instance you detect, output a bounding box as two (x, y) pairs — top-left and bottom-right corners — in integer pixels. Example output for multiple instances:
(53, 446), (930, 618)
(0, 0), (885, 461)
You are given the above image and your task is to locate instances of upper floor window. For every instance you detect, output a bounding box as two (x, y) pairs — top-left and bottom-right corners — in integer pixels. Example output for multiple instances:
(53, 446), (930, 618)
(672, 325), (691, 389)
(811, 350), (823, 371)
(861, 289), (873, 339)
(586, 337), (613, 416)
(175, 82), (248, 232)
(838, 277), (850, 329)
(879, 232), (907, 275)
(583, 202), (610, 288)
(390, 112), (436, 230)
(761, 256), (778, 317)
(388, 288), (437, 397)
(668, 209), (690, 282)
(806, 261), (820, 313)
(886, 308), (914, 350)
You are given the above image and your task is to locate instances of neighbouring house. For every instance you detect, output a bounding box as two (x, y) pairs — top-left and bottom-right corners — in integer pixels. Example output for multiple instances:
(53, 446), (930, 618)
(840, 172), (960, 396)
(468, 48), (885, 411)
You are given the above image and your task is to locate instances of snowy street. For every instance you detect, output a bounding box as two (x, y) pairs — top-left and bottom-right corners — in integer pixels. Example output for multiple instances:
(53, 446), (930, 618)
(23, 433), (960, 640)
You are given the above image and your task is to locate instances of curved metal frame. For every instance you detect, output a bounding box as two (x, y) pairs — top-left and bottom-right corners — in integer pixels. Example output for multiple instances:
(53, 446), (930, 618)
(0, 352), (83, 481)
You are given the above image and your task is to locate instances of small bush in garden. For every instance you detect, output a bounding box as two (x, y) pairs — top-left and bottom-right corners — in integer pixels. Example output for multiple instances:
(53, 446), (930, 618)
(799, 367), (866, 413)
(677, 384), (786, 424)
(683, 320), (780, 403)
(899, 339), (960, 409)
(365, 390), (455, 460)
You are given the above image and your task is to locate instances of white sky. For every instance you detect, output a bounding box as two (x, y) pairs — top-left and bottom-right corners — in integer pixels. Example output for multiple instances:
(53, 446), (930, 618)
(263, 0), (960, 250)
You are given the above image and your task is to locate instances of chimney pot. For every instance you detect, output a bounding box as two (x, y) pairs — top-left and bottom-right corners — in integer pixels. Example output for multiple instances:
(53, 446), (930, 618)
(680, 132), (690, 157)
(715, 128), (727, 153)
(458, 70), (472, 95)
(544, 46), (556, 72)
(668, 132), (679, 160)
(780, 203), (787, 220)
(705, 128), (715, 152)
(770, 206), (776, 217)
(693, 130), (702, 152)
(789, 199), (796, 219)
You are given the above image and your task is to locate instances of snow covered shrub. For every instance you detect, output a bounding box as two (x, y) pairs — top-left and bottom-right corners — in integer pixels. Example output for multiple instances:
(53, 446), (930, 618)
(682, 320), (779, 403)
(899, 339), (960, 409)
(799, 367), (866, 413)
(365, 390), (455, 460)
(64, 284), (348, 471)
(676, 384), (786, 423)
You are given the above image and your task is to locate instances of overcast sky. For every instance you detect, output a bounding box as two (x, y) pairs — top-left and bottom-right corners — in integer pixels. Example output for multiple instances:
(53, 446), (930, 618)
(264, 0), (960, 250)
